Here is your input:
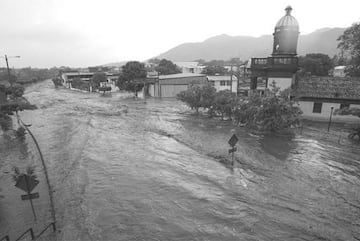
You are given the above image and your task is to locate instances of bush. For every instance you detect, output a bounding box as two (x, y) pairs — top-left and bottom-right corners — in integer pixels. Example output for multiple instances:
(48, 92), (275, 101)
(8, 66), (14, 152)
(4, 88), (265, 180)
(212, 90), (237, 120)
(178, 82), (302, 132)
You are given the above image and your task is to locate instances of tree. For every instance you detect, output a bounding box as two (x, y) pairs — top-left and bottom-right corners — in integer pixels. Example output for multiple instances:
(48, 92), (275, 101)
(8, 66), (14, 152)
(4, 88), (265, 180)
(91, 72), (107, 90)
(155, 59), (181, 75)
(212, 90), (237, 120)
(177, 84), (202, 114)
(298, 53), (333, 76)
(334, 107), (360, 140)
(201, 65), (227, 75)
(117, 61), (147, 97)
(337, 22), (360, 76)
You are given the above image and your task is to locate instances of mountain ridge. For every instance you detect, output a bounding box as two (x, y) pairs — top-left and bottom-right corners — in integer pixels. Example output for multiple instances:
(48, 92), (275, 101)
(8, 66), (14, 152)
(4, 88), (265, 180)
(156, 27), (345, 61)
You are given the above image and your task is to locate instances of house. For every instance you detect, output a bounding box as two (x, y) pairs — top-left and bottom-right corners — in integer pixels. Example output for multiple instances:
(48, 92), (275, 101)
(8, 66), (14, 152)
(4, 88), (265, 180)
(294, 77), (360, 121)
(148, 73), (207, 98)
(61, 72), (118, 92)
(207, 75), (238, 93)
(333, 66), (346, 77)
(174, 62), (205, 74)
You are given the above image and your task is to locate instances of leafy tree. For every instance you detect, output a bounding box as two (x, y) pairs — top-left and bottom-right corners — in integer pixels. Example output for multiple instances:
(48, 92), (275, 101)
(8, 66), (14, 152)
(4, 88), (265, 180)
(177, 84), (202, 114)
(52, 77), (63, 87)
(199, 83), (217, 111)
(298, 53), (333, 76)
(117, 61), (147, 97)
(334, 107), (360, 140)
(337, 22), (360, 76)
(155, 59), (181, 75)
(91, 72), (107, 90)
(201, 65), (227, 75)
(212, 90), (237, 120)
(177, 83), (216, 114)
(233, 82), (302, 131)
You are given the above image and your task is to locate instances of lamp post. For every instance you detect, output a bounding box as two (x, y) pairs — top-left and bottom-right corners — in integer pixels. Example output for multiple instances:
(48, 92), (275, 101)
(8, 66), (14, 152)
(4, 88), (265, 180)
(1, 55), (21, 86)
(327, 106), (334, 132)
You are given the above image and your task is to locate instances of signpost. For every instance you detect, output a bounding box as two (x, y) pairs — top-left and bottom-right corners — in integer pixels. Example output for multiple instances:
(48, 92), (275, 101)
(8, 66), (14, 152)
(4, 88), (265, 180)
(15, 174), (39, 221)
(228, 134), (239, 165)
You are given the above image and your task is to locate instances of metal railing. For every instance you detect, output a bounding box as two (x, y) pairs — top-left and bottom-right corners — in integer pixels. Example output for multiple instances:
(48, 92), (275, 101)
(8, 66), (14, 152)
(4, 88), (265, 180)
(0, 236), (10, 241)
(2, 222), (56, 241)
(35, 222), (56, 240)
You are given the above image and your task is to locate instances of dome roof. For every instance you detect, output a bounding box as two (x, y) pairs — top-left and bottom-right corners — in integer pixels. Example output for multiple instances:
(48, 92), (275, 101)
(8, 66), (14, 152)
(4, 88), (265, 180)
(275, 6), (299, 30)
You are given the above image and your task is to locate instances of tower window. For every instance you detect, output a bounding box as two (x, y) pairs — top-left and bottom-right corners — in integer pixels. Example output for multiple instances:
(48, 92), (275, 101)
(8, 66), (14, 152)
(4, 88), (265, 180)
(312, 102), (322, 113)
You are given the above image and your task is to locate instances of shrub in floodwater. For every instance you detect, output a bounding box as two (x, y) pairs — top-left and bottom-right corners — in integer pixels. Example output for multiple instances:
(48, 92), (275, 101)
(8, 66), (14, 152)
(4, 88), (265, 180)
(178, 81), (302, 132)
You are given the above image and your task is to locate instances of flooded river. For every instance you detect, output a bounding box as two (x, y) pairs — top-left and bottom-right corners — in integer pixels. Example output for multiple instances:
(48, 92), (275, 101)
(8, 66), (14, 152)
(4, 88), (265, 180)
(1, 80), (360, 240)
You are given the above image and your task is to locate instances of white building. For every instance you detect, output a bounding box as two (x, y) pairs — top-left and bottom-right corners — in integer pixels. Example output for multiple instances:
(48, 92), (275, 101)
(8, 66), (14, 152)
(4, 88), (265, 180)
(207, 75), (238, 93)
(333, 66), (346, 77)
(295, 77), (360, 122)
(61, 72), (118, 92)
(174, 62), (205, 74)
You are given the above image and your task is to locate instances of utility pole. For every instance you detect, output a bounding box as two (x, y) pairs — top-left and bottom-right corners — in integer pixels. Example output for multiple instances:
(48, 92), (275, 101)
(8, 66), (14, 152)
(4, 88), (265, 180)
(230, 64), (233, 93)
(1, 55), (20, 86)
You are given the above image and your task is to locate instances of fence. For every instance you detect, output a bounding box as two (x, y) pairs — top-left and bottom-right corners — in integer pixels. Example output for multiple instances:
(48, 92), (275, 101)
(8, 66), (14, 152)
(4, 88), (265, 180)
(1, 222), (56, 241)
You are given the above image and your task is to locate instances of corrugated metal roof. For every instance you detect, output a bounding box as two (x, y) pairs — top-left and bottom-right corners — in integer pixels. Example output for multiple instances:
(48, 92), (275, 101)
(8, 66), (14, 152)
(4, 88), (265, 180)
(174, 62), (200, 68)
(207, 75), (238, 81)
(159, 73), (205, 79)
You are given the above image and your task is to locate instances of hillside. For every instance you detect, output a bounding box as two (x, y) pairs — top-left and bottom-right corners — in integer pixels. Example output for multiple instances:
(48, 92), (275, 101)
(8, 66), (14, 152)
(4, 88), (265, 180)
(156, 28), (345, 61)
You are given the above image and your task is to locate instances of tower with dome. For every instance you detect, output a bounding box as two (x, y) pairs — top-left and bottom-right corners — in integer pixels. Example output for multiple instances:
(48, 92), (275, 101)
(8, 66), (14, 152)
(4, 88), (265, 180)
(250, 6), (299, 91)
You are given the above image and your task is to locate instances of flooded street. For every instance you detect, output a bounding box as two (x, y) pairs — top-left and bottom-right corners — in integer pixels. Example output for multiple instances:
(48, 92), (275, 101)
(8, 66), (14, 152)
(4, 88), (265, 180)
(1, 80), (360, 240)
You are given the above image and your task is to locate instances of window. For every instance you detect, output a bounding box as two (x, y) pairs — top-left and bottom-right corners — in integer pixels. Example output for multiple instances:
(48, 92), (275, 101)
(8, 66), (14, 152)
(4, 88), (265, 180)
(220, 81), (226, 86)
(313, 102), (322, 113)
(340, 103), (350, 110)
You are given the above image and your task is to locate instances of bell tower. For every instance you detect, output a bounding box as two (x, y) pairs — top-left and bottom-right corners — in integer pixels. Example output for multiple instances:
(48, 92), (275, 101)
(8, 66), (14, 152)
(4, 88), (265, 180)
(272, 6), (299, 56)
(250, 6), (300, 92)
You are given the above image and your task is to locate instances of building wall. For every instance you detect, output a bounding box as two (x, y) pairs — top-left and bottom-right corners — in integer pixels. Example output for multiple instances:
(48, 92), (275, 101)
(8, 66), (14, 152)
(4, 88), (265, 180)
(298, 101), (360, 122)
(213, 80), (238, 93)
(267, 77), (293, 90)
(160, 85), (188, 98)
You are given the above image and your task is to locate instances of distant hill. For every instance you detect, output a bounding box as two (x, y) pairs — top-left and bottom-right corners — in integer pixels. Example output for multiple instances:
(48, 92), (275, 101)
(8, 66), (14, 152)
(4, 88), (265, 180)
(156, 28), (346, 61)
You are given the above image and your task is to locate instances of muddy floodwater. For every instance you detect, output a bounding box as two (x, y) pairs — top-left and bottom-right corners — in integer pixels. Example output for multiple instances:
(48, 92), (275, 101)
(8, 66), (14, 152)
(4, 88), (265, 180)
(1, 80), (360, 241)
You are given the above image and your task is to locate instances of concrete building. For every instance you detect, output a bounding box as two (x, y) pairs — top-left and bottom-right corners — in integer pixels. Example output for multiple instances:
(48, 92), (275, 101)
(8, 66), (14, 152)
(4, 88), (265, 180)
(333, 66), (346, 77)
(207, 75), (238, 93)
(148, 73), (207, 98)
(174, 62), (205, 74)
(250, 6), (299, 91)
(61, 72), (118, 92)
(294, 77), (360, 122)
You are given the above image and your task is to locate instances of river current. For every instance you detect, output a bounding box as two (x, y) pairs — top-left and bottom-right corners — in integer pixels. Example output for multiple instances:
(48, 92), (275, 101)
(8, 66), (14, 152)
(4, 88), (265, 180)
(1, 80), (360, 241)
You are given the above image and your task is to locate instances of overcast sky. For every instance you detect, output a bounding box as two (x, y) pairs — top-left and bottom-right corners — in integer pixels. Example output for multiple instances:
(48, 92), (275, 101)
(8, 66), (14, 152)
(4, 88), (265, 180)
(1, 0), (359, 68)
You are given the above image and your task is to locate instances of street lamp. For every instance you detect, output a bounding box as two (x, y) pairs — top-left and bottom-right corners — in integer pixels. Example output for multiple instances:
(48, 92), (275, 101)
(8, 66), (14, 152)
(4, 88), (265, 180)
(327, 106), (334, 132)
(1, 55), (21, 86)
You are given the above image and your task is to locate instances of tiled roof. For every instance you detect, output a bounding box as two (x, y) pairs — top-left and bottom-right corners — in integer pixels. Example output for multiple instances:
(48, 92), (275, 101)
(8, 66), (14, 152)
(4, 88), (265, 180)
(294, 77), (360, 100)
